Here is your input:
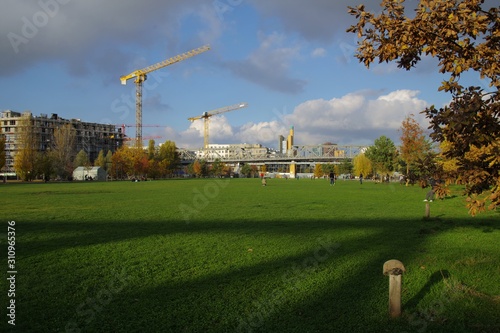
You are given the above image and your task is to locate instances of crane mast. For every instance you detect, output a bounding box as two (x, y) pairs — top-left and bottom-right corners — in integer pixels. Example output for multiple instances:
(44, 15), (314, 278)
(188, 102), (248, 149)
(120, 45), (210, 147)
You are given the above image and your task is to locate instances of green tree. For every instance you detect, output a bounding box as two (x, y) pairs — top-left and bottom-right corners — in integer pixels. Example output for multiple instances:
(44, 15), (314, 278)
(347, 0), (499, 214)
(159, 140), (180, 175)
(95, 150), (106, 170)
(74, 149), (90, 167)
(36, 151), (53, 182)
(240, 164), (252, 178)
(322, 163), (335, 176)
(105, 150), (113, 172)
(338, 160), (353, 175)
(147, 139), (156, 160)
(211, 159), (225, 178)
(365, 136), (398, 176)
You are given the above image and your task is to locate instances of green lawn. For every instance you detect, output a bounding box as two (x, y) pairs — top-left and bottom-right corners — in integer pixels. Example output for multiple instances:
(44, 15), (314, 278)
(1, 178), (499, 333)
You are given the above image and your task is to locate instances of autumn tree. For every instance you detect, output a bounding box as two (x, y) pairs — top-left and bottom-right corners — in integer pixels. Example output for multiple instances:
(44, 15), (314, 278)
(127, 147), (147, 177)
(437, 140), (459, 176)
(110, 146), (130, 179)
(353, 153), (372, 178)
(147, 159), (161, 179)
(192, 160), (203, 178)
(313, 164), (323, 178)
(51, 123), (76, 180)
(135, 154), (149, 178)
(348, 0), (499, 214)
(0, 135), (5, 172)
(365, 135), (398, 176)
(158, 140), (180, 176)
(399, 114), (432, 176)
(13, 114), (38, 181)
(251, 165), (259, 178)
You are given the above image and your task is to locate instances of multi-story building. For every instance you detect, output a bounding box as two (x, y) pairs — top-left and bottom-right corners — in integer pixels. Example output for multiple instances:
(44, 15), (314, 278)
(194, 143), (269, 160)
(0, 110), (123, 172)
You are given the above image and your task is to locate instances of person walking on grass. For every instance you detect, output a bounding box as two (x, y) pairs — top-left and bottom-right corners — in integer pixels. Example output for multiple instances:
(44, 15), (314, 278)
(359, 173), (363, 185)
(329, 170), (335, 186)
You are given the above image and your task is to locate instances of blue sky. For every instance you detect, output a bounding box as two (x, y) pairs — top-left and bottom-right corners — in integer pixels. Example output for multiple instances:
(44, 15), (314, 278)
(0, 0), (492, 149)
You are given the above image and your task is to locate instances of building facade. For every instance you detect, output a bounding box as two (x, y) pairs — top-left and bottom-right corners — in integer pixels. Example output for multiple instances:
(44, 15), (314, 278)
(0, 110), (123, 172)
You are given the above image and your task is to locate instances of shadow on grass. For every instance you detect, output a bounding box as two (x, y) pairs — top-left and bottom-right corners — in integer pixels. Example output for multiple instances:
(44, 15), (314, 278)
(405, 270), (451, 310)
(10, 216), (500, 333)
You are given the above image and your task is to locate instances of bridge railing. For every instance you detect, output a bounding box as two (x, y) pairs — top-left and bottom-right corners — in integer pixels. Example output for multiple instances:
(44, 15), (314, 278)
(178, 144), (368, 164)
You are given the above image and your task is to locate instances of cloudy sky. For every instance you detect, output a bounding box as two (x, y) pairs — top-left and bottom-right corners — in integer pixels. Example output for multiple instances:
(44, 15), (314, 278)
(0, 0), (491, 149)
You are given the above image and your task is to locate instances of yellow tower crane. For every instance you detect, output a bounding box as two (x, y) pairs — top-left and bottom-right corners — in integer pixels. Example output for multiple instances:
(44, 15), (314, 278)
(188, 102), (248, 150)
(119, 45), (210, 146)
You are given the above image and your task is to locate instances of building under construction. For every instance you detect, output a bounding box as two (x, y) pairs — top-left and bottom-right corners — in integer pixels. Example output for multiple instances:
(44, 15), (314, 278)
(0, 110), (123, 173)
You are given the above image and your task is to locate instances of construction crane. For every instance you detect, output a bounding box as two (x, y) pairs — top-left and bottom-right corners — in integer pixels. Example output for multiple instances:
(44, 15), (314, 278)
(118, 124), (163, 137)
(119, 44), (210, 146)
(188, 102), (248, 149)
(124, 135), (162, 142)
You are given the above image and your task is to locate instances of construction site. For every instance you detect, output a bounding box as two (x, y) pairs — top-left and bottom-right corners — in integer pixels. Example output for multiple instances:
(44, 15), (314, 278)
(1, 45), (366, 178)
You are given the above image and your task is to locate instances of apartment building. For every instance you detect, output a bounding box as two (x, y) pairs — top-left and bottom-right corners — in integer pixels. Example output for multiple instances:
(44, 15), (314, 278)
(0, 110), (123, 172)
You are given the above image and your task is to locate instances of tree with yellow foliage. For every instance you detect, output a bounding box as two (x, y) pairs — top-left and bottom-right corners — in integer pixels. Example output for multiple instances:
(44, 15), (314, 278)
(353, 154), (372, 178)
(348, 0), (499, 214)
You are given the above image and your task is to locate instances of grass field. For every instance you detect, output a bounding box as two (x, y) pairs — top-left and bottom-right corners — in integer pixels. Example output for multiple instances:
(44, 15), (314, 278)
(1, 178), (499, 333)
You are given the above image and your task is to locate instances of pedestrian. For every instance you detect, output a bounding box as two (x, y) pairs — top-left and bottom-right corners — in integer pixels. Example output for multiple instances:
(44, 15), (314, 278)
(329, 170), (335, 186)
(359, 173), (363, 184)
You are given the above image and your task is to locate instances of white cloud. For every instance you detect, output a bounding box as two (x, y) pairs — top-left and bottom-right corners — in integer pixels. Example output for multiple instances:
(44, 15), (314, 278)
(281, 90), (430, 145)
(311, 48), (327, 58)
(239, 120), (288, 144)
(177, 116), (234, 148)
(172, 89), (431, 148)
